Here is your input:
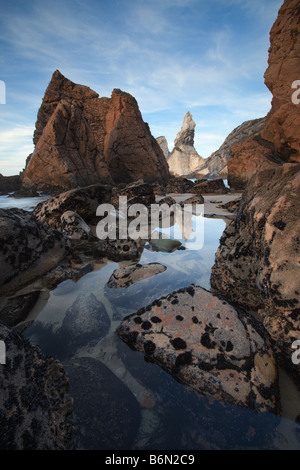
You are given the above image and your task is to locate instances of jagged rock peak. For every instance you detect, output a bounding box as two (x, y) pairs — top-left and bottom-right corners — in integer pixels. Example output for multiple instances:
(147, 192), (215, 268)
(22, 71), (170, 192)
(174, 111), (196, 147)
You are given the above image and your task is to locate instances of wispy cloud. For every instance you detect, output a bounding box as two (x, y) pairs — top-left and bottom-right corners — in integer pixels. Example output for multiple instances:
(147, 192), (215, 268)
(0, 0), (282, 173)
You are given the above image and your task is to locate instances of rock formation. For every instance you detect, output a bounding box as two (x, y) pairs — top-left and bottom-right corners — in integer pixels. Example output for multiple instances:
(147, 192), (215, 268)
(262, 0), (300, 162)
(22, 70), (170, 192)
(196, 118), (267, 179)
(0, 321), (73, 449)
(227, 0), (300, 189)
(156, 136), (170, 160)
(117, 285), (279, 412)
(167, 112), (204, 176)
(211, 163), (300, 372)
(0, 208), (68, 295)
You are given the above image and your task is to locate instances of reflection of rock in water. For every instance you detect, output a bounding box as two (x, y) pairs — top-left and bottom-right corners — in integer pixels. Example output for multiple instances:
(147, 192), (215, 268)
(63, 357), (141, 450)
(61, 293), (110, 349)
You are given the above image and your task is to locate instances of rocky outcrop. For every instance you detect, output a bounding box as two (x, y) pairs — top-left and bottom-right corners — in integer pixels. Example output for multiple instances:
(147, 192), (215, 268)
(107, 263), (167, 288)
(226, 0), (300, 189)
(117, 285), (279, 412)
(168, 112), (204, 176)
(22, 70), (170, 192)
(262, 0), (300, 162)
(60, 293), (110, 351)
(60, 211), (91, 240)
(227, 137), (279, 190)
(0, 174), (22, 195)
(0, 321), (73, 449)
(211, 163), (300, 372)
(0, 208), (68, 295)
(196, 118), (267, 179)
(33, 183), (112, 229)
(156, 136), (170, 160)
(191, 178), (229, 195)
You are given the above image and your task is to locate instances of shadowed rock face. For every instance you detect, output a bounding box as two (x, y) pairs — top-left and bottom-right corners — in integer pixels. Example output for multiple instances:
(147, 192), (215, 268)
(227, 0), (300, 189)
(262, 0), (300, 162)
(0, 208), (68, 295)
(22, 71), (170, 192)
(0, 321), (73, 450)
(211, 163), (300, 371)
(117, 285), (279, 413)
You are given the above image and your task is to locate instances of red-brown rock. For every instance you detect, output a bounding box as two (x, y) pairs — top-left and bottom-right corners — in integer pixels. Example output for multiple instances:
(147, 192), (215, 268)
(22, 71), (170, 192)
(227, 0), (300, 189)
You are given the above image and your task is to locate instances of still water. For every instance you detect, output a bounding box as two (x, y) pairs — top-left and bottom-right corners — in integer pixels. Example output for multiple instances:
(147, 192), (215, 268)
(1, 195), (300, 450)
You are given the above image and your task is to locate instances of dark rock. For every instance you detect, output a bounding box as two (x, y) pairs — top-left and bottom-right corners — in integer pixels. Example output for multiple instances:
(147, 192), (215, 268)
(191, 179), (229, 195)
(0, 321), (73, 450)
(60, 293), (110, 350)
(0, 208), (68, 296)
(211, 163), (300, 373)
(33, 183), (112, 229)
(63, 357), (141, 450)
(0, 174), (22, 195)
(107, 263), (167, 288)
(60, 211), (90, 240)
(0, 291), (40, 327)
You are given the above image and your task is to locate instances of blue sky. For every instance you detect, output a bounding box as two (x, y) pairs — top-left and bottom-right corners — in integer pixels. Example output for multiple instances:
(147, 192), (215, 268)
(0, 0), (282, 175)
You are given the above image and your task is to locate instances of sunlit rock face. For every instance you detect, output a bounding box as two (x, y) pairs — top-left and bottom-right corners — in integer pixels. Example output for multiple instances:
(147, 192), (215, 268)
(168, 112), (205, 177)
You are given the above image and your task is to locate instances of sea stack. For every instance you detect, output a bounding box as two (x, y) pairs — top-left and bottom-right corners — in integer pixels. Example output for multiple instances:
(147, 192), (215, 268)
(22, 71), (170, 192)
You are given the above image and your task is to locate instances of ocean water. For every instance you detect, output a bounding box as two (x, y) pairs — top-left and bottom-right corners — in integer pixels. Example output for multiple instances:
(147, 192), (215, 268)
(0, 193), (50, 211)
(1, 194), (300, 450)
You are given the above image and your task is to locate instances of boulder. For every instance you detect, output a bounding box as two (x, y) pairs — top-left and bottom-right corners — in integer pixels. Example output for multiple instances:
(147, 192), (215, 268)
(33, 183), (112, 229)
(60, 293), (110, 350)
(60, 211), (90, 240)
(168, 112), (204, 176)
(191, 178), (229, 195)
(110, 181), (155, 208)
(0, 208), (67, 295)
(107, 263), (167, 288)
(117, 285), (279, 412)
(165, 177), (195, 194)
(0, 321), (73, 449)
(22, 71), (170, 192)
(211, 163), (300, 371)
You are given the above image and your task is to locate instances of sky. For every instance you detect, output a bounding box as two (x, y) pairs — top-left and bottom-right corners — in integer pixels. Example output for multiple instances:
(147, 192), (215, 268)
(0, 0), (283, 175)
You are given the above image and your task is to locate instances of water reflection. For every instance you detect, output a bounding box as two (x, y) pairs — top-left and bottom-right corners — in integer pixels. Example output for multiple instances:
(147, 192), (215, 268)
(16, 208), (300, 450)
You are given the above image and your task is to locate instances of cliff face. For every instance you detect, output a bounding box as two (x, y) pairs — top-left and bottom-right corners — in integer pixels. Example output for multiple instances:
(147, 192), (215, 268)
(197, 118), (267, 179)
(167, 112), (204, 176)
(262, 0), (300, 161)
(22, 71), (170, 191)
(211, 163), (300, 369)
(228, 0), (300, 189)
